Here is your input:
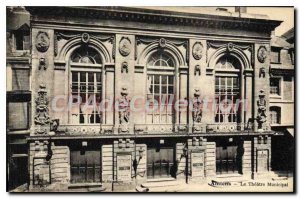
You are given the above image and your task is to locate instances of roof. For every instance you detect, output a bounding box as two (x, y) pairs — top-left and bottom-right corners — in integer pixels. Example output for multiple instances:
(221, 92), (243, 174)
(281, 27), (294, 43)
(26, 6), (282, 33)
(135, 6), (271, 20)
(6, 7), (30, 31)
(271, 35), (293, 49)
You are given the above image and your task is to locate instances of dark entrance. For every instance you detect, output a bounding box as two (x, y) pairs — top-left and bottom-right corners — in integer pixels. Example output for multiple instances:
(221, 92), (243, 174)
(147, 147), (175, 179)
(70, 150), (101, 183)
(8, 156), (28, 190)
(216, 138), (243, 175)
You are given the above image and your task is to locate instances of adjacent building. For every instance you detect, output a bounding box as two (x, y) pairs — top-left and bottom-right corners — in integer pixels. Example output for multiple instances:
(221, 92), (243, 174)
(269, 28), (294, 173)
(6, 6), (294, 192)
(6, 6), (31, 191)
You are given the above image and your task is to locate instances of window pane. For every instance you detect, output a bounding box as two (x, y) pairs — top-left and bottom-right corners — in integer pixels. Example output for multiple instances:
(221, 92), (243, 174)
(168, 76), (174, 85)
(71, 47), (102, 64)
(215, 76), (240, 123)
(12, 69), (30, 91)
(8, 102), (28, 130)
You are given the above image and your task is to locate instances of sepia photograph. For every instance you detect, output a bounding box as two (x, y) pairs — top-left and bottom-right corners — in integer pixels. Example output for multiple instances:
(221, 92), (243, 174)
(5, 4), (295, 193)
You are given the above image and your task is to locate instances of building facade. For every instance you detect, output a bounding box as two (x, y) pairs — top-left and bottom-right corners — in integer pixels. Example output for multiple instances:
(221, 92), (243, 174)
(7, 7), (294, 192)
(6, 7), (31, 191)
(269, 28), (294, 173)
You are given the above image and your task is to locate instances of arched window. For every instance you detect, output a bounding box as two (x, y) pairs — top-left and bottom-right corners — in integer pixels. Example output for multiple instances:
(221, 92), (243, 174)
(70, 46), (102, 124)
(270, 106), (281, 124)
(71, 46), (102, 64)
(146, 51), (176, 124)
(215, 55), (241, 123)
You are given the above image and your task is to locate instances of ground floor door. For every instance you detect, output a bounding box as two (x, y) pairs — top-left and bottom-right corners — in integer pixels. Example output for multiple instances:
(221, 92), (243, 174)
(216, 139), (243, 175)
(147, 147), (175, 179)
(8, 156), (28, 190)
(70, 150), (101, 183)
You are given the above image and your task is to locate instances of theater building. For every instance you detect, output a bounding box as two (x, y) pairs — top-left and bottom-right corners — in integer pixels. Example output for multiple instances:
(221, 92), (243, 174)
(12, 6), (290, 191)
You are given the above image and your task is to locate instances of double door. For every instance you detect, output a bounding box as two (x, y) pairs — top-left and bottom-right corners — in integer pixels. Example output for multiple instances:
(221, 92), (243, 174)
(147, 147), (175, 179)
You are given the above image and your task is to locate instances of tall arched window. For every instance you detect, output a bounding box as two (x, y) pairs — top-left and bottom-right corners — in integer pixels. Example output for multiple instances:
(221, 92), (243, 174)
(215, 55), (241, 123)
(70, 46), (102, 124)
(146, 51), (176, 124)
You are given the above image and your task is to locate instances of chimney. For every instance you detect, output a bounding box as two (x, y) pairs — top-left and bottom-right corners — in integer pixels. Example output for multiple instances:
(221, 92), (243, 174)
(235, 7), (247, 13)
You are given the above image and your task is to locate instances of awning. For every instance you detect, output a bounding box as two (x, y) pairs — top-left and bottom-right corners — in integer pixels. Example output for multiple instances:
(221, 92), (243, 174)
(287, 128), (294, 137)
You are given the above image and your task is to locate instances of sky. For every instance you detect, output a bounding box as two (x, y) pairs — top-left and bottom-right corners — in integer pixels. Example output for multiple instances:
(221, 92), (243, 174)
(246, 7), (294, 36)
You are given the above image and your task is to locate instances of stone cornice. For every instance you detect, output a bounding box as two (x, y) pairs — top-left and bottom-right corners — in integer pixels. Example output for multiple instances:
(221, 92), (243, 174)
(26, 6), (282, 33)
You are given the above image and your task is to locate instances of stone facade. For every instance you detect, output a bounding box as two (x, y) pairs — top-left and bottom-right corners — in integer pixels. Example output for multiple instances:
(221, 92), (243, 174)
(6, 6), (294, 192)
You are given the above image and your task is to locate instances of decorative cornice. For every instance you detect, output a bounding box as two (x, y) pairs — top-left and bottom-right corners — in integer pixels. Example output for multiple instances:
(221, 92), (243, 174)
(207, 40), (254, 66)
(135, 36), (188, 63)
(26, 6), (281, 33)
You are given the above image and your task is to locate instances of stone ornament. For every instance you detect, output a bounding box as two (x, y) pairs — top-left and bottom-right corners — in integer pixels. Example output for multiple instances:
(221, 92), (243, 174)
(256, 89), (267, 130)
(227, 43), (234, 52)
(119, 37), (131, 56)
(121, 62), (129, 73)
(192, 42), (203, 60)
(192, 88), (202, 123)
(159, 38), (167, 48)
(81, 32), (90, 43)
(34, 84), (50, 127)
(39, 58), (47, 70)
(35, 31), (50, 53)
(259, 67), (266, 78)
(119, 87), (130, 132)
(194, 65), (201, 76)
(257, 46), (268, 63)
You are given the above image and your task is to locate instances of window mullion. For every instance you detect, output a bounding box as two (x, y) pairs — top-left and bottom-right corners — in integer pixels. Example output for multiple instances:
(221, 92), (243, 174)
(152, 75), (154, 123)
(85, 72), (88, 124)
(94, 72), (96, 123)
(77, 72), (80, 124)
(167, 75), (169, 123)
(159, 75), (162, 124)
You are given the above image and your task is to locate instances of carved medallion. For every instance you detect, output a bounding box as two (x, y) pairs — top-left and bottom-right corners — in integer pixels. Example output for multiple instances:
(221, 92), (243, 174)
(35, 31), (50, 53)
(192, 42), (203, 60)
(119, 37), (131, 57)
(159, 38), (167, 48)
(227, 43), (234, 51)
(257, 46), (268, 63)
(81, 33), (90, 43)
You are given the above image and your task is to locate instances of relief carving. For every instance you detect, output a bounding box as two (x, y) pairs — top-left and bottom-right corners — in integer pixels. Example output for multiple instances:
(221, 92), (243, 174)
(194, 65), (201, 76)
(34, 84), (50, 126)
(192, 88), (202, 123)
(159, 38), (167, 48)
(35, 31), (50, 53)
(119, 37), (131, 57)
(259, 67), (266, 78)
(119, 87), (130, 132)
(256, 89), (267, 130)
(39, 58), (47, 70)
(121, 61), (129, 73)
(81, 32), (90, 43)
(192, 42), (203, 60)
(257, 46), (268, 63)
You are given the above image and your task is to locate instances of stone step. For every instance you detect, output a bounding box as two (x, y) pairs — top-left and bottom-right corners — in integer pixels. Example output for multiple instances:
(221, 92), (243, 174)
(68, 183), (106, 192)
(69, 187), (106, 192)
(141, 179), (181, 188)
